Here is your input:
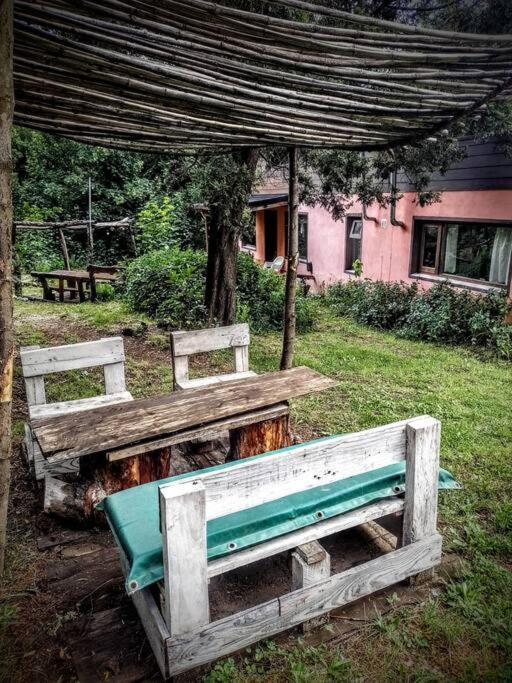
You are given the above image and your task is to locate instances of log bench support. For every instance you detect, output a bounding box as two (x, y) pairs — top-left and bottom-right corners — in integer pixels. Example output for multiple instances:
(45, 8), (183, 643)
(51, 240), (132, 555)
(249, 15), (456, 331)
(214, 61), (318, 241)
(117, 416), (444, 679)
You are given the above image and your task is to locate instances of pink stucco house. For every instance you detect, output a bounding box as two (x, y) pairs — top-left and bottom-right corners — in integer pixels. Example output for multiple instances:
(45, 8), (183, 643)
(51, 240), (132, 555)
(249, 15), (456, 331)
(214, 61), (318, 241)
(244, 137), (512, 303)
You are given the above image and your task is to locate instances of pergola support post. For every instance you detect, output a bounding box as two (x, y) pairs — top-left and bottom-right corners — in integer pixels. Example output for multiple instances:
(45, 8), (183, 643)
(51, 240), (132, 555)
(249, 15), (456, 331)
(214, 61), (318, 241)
(0, 0), (14, 576)
(280, 146), (299, 370)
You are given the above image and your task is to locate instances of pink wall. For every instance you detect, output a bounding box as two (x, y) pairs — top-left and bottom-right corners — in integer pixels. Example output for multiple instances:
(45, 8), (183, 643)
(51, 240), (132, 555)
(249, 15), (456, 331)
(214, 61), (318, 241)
(249, 189), (512, 298)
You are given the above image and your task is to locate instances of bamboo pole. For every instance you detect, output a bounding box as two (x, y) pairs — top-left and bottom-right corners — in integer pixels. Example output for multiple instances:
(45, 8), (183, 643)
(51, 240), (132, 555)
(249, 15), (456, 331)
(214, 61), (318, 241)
(280, 146), (299, 371)
(0, 0), (14, 577)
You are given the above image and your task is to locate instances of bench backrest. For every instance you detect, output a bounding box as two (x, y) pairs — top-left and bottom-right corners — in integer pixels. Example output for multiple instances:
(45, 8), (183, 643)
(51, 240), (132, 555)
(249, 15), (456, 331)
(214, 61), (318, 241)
(158, 416), (441, 635)
(170, 323), (250, 389)
(20, 337), (127, 407)
(87, 265), (121, 276)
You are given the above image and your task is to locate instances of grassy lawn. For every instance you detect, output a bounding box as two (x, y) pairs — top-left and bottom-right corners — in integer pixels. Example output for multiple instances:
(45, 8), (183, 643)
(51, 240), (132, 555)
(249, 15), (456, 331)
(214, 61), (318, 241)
(4, 298), (512, 681)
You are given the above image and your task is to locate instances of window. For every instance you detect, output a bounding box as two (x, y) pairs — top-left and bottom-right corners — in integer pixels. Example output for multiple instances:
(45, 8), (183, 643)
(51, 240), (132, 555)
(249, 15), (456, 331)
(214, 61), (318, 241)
(346, 217), (363, 271)
(298, 214), (308, 260)
(413, 220), (512, 287)
(285, 212), (308, 260)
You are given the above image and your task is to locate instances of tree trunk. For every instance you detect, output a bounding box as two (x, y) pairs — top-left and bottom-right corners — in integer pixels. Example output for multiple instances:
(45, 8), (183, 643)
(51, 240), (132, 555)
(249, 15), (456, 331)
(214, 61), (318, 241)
(205, 147), (259, 325)
(0, 0), (14, 575)
(280, 147), (299, 370)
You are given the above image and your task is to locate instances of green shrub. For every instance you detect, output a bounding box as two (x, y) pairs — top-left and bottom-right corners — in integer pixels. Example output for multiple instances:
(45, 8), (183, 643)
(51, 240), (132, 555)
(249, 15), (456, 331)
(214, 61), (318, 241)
(327, 279), (418, 330)
(327, 279), (511, 359)
(123, 249), (316, 332)
(124, 248), (207, 329)
(236, 252), (316, 333)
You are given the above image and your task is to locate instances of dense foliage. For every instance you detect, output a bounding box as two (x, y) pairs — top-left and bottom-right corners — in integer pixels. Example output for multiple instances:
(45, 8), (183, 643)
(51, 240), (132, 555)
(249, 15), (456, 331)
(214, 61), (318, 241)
(327, 280), (512, 358)
(124, 249), (316, 332)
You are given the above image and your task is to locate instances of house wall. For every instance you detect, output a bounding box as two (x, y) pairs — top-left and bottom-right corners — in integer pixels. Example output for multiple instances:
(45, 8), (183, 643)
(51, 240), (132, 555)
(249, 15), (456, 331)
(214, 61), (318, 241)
(249, 188), (512, 301)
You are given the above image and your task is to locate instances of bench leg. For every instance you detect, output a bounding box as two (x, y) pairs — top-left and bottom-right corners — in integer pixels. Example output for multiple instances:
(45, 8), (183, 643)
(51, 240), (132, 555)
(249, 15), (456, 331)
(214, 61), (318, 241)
(160, 480), (210, 635)
(229, 411), (291, 460)
(291, 540), (330, 633)
(402, 417), (441, 584)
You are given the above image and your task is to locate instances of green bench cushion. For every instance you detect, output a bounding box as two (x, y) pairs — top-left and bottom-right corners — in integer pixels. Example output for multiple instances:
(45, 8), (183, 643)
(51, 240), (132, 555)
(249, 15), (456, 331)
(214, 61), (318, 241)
(100, 438), (460, 593)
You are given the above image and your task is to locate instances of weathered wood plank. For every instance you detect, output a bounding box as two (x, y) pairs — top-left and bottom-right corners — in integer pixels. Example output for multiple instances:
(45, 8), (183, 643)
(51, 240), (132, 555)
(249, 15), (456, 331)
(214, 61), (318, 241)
(29, 391), (132, 420)
(176, 370), (256, 391)
(207, 499), (403, 578)
(160, 481), (209, 635)
(403, 417), (440, 546)
(165, 534), (443, 676)
(20, 337), (125, 377)
(159, 418), (418, 522)
(107, 403), (289, 462)
(292, 540), (331, 633)
(104, 361), (127, 394)
(33, 367), (336, 462)
(233, 344), (249, 373)
(171, 323), (250, 356)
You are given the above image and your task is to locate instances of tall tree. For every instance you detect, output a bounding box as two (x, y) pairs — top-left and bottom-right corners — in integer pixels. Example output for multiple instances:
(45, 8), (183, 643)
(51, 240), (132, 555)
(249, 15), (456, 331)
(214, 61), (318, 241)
(197, 148), (259, 325)
(0, 0), (14, 576)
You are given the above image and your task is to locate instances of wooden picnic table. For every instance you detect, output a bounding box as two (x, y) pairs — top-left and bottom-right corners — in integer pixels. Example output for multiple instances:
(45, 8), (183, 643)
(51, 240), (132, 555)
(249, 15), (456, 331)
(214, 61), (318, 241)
(32, 367), (336, 519)
(33, 367), (335, 463)
(31, 268), (119, 303)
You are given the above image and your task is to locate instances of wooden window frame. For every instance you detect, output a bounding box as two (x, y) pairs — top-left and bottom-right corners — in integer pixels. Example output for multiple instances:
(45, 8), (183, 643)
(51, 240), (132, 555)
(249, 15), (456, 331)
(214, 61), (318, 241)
(411, 219), (512, 289)
(345, 215), (363, 272)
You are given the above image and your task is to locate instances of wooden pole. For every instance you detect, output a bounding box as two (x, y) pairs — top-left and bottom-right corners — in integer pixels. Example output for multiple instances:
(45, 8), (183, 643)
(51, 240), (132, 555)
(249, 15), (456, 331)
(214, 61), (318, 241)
(0, 0), (14, 576)
(87, 176), (94, 264)
(280, 146), (299, 370)
(58, 227), (71, 270)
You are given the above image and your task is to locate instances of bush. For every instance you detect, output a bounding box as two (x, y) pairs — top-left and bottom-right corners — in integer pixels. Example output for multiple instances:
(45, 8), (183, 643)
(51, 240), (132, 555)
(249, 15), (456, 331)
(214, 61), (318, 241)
(327, 279), (511, 359)
(123, 249), (316, 332)
(327, 279), (418, 330)
(236, 252), (316, 333)
(124, 248), (207, 328)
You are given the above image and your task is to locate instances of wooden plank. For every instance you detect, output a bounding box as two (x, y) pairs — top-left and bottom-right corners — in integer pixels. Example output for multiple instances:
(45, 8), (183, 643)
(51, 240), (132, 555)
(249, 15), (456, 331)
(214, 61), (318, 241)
(403, 417), (440, 546)
(171, 323), (250, 356)
(159, 418), (417, 522)
(117, 545), (170, 677)
(103, 362), (127, 394)
(233, 345), (249, 373)
(292, 540), (331, 633)
(20, 337), (125, 377)
(165, 534), (443, 676)
(207, 499), (403, 578)
(171, 354), (189, 389)
(33, 367), (335, 461)
(107, 403), (288, 462)
(131, 587), (169, 677)
(29, 391), (133, 420)
(160, 480), (210, 635)
(176, 370), (256, 390)
(20, 345), (47, 406)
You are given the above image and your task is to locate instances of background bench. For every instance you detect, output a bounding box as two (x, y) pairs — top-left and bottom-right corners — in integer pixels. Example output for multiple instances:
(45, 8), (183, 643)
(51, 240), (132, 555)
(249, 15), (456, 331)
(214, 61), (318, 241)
(170, 323), (256, 390)
(20, 337), (132, 481)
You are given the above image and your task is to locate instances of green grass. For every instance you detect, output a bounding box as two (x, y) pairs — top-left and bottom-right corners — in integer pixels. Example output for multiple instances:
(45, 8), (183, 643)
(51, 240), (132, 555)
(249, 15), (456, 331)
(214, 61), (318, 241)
(9, 299), (512, 682)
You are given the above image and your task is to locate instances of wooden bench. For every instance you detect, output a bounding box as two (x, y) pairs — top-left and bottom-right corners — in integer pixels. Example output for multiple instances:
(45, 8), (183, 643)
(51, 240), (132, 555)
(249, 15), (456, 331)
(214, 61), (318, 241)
(170, 323), (256, 390)
(103, 416), (456, 678)
(87, 264), (122, 302)
(20, 337), (133, 481)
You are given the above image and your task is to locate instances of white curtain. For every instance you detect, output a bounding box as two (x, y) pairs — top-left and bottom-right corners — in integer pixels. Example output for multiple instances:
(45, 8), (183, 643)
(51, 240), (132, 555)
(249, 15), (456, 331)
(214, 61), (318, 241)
(444, 224), (459, 274)
(489, 227), (512, 285)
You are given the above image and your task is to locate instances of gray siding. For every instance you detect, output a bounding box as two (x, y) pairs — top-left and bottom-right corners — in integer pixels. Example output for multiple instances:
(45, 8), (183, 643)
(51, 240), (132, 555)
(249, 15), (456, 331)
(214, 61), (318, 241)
(397, 136), (512, 192)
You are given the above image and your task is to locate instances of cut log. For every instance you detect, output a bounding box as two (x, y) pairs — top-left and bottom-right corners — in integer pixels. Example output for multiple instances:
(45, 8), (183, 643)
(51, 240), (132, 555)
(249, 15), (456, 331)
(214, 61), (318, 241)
(229, 412), (292, 460)
(44, 447), (173, 522)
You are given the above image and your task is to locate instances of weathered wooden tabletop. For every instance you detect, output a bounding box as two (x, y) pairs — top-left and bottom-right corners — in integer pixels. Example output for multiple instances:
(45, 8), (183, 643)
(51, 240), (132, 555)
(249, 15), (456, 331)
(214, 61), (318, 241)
(32, 367), (336, 463)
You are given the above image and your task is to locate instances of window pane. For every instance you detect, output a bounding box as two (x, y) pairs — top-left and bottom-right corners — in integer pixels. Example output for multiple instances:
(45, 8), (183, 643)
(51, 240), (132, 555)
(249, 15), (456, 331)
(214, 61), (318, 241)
(441, 223), (512, 284)
(421, 224), (439, 269)
(298, 214), (308, 259)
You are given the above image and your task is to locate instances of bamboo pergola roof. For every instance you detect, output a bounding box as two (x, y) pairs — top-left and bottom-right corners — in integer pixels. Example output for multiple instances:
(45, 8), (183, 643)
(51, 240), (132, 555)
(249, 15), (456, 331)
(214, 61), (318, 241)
(12, 0), (512, 152)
